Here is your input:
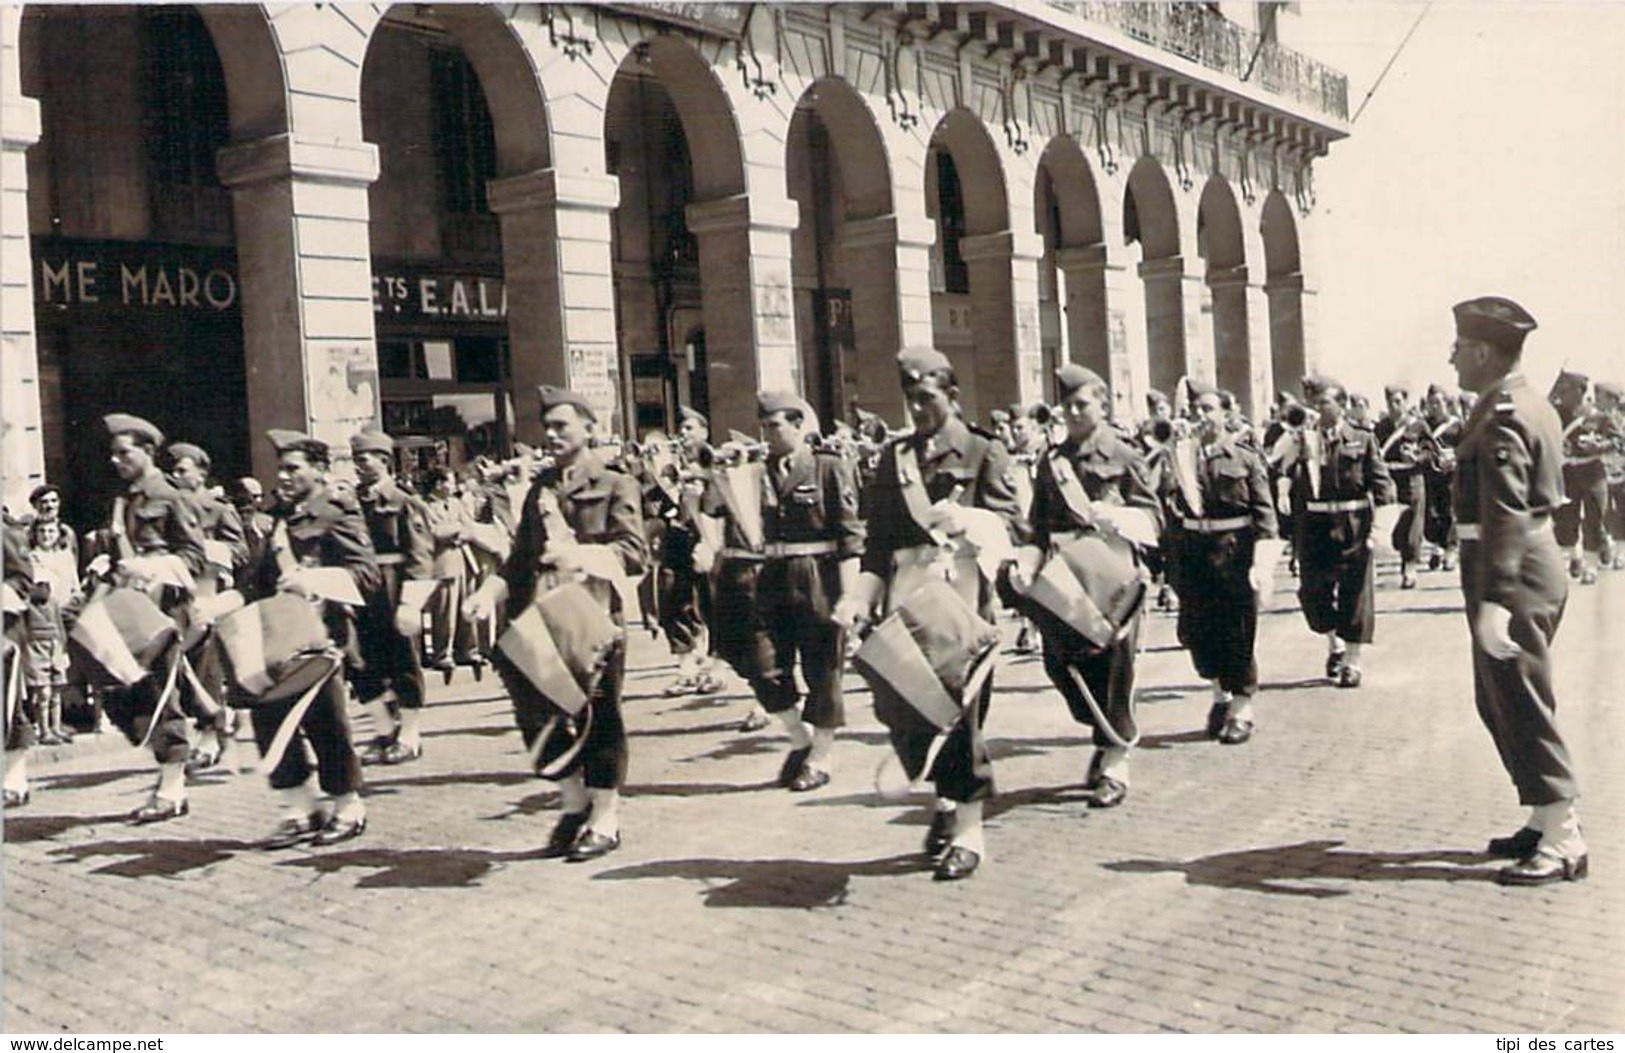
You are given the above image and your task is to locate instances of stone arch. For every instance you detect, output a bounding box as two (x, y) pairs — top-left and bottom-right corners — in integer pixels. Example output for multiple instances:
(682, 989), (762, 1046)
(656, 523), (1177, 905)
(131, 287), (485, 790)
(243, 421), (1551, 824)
(1124, 155), (1179, 260)
(1124, 156), (1184, 398)
(1261, 189), (1305, 396)
(1035, 135), (1110, 393)
(791, 76), (893, 222)
(431, 6), (552, 176)
(619, 33), (746, 203)
(930, 108), (1009, 236)
(194, 6), (288, 142)
(1200, 175), (1252, 407)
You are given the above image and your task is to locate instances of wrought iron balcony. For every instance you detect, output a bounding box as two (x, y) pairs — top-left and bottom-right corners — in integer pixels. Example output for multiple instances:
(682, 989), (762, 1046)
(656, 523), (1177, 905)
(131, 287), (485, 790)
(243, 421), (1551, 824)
(1048, 1), (1348, 122)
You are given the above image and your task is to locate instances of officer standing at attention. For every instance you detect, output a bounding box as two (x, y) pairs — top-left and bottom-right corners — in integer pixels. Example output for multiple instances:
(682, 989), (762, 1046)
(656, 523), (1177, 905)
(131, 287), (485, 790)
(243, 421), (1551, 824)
(1281, 376), (1396, 687)
(834, 349), (1027, 881)
(254, 430), (381, 848)
(1447, 297), (1586, 886)
(350, 429), (436, 766)
(1168, 383), (1278, 744)
(464, 387), (648, 862)
(1016, 364), (1161, 806)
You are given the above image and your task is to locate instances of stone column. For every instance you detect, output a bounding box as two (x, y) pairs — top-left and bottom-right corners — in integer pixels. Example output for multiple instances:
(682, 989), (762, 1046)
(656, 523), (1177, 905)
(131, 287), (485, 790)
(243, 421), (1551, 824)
(1208, 263), (1252, 410)
(1139, 255), (1188, 404)
(1265, 272), (1306, 398)
(1054, 242), (1110, 384)
(1297, 210), (1323, 377)
(0, 42), (42, 505)
(488, 168), (620, 446)
(216, 134), (381, 481)
(1182, 257), (1215, 389)
(686, 193), (800, 437)
(1098, 195), (1150, 422)
(839, 212), (936, 425)
(959, 228), (1045, 418)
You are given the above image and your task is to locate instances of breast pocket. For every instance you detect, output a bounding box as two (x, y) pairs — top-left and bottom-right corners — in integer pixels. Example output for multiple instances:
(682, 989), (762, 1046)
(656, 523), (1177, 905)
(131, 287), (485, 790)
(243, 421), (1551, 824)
(1214, 461), (1252, 509)
(1337, 445), (1368, 490)
(930, 466), (977, 503)
(1080, 461), (1126, 501)
(567, 489), (612, 536)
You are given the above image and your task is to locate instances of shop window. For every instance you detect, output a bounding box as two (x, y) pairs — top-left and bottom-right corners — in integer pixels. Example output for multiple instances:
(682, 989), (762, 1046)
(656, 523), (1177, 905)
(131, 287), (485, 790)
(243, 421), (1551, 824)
(935, 152), (970, 295)
(142, 6), (232, 244)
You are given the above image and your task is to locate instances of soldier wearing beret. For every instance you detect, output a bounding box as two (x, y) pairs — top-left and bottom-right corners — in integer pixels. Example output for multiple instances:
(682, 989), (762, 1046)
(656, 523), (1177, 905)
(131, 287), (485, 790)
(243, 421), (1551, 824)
(250, 430), (381, 848)
(349, 429), (436, 766)
(1549, 370), (1617, 584)
(1596, 381), (1625, 567)
(465, 386), (648, 862)
(1278, 376), (1396, 687)
(1420, 383), (1465, 573)
(657, 405), (724, 699)
(97, 414), (209, 824)
(1168, 383), (1278, 744)
(833, 349), (1028, 881)
(1447, 296), (1586, 885)
(704, 391), (865, 792)
(1134, 388), (1183, 613)
(1014, 364), (1161, 805)
(1372, 384), (1429, 589)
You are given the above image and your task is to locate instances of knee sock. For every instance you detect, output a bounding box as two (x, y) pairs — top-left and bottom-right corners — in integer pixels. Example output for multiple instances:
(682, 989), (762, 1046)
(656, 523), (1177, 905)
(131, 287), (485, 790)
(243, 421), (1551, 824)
(586, 787), (620, 838)
(398, 708), (423, 752)
(363, 698), (396, 742)
(557, 771), (589, 816)
(3, 750), (29, 795)
(1099, 746), (1130, 787)
(156, 761), (187, 803)
(808, 727), (836, 771)
(951, 800), (985, 857)
(1344, 642), (1363, 668)
(777, 709), (812, 750)
(332, 790), (365, 823)
(277, 779), (318, 821)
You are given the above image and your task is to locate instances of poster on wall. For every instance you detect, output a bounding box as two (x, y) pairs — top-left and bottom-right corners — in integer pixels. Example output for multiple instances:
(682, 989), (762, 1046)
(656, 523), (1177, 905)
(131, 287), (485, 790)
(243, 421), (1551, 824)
(313, 345), (381, 454)
(570, 345), (621, 435)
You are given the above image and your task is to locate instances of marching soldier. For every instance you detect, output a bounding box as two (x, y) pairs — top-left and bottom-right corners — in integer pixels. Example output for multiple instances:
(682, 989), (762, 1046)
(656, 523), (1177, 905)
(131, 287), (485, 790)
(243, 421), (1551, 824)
(1169, 383), (1278, 744)
(657, 407), (723, 698)
(1280, 377), (1396, 687)
(1018, 364), (1161, 805)
(1447, 296), (1586, 885)
(252, 430), (381, 848)
(834, 349), (1027, 882)
(1420, 383), (1464, 573)
(1549, 370), (1617, 584)
(703, 392), (864, 792)
(350, 429), (435, 766)
(1372, 385), (1429, 589)
(96, 414), (208, 824)
(1597, 381), (1625, 569)
(465, 386), (648, 862)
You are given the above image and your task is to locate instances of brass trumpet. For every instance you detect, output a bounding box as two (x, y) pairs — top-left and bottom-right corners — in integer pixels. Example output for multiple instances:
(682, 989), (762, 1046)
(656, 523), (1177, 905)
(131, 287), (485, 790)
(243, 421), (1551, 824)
(1281, 402), (1312, 430)
(696, 440), (768, 470)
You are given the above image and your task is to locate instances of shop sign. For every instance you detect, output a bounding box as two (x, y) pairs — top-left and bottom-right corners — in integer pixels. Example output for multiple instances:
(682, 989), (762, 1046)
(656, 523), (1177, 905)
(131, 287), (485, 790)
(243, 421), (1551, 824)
(372, 264), (506, 323)
(33, 238), (238, 313)
(605, 3), (749, 38)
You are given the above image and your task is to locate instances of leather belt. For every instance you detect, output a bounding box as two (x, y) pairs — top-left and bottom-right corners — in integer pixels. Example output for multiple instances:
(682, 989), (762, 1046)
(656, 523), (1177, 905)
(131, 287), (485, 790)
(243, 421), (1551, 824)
(1456, 519), (1554, 542)
(720, 540), (841, 561)
(1564, 454), (1605, 466)
(1181, 516), (1250, 534)
(1305, 499), (1368, 514)
(375, 553), (405, 566)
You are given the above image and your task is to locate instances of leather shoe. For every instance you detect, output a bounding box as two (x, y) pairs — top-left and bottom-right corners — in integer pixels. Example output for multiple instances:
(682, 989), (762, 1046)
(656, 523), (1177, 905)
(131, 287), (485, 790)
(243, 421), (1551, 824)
(1218, 718), (1254, 745)
(778, 745), (812, 787)
(737, 710), (771, 733)
(924, 809), (954, 858)
(663, 676), (697, 698)
(131, 796), (190, 825)
(313, 813), (367, 847)
(1498, 849), (1588, 886)
(1337, 665), (1363, 689)
(359, 737), (393, 767)
(933, 846), (980, 881)
(788, 766), (830, 793)
(1486, 826), (1541, 859)
(566, 829), (621, 862)
(1325, 652), (1347, 680)
(1088, 776), (1127, 809)
(1400, 572), (1418, 590)
(693, 673), (724, 696)
(260, 811), (326, 851)
(3, 788), (30, 809)
(1205, 703), (1231, 740)
(542, 810), (592, 858)
(381, 740), (423, 766)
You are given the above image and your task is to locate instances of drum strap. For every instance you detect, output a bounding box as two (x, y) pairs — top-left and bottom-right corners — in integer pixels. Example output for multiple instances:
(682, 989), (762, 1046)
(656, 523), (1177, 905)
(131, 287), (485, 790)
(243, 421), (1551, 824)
(3, 640), (19, 736)
(136, 645), (186, 750)
(179, 651), (219, 717)
(1064, 664), (1139, 749)
(254, 654), (344, 776)
(1048, 450), (1097, 532)
(871, 642), (1000, 800)
(893, 445), (942, 540)
(526, 703), (595, 781)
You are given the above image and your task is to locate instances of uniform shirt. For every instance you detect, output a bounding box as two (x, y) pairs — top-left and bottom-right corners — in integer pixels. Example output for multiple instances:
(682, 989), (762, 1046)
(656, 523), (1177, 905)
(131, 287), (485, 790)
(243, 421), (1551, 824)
(1373, 415), (1426, 475)
(119, 469), (207, 578)
(1030, 427), (1163, 550)
(1452, 373), (1565, 608)
(1287, 420), (1397, 507)
(181, 486), (250, 574)
(761, 445), (865, 556)
(255, 482), (383, 664)
(1170, 437), (1277, 539)
(1559, 406), (1620, 466)
(860, 416), (1029, 579)
(500, 450), (647, 617)
(356, 477), (435, 581)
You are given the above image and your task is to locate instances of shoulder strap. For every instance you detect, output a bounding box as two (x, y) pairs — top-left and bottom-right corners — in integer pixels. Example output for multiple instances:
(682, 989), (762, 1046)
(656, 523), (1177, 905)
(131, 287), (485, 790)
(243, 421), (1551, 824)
(893, 443), (938, 535)
(1046, 448), (1096, 530)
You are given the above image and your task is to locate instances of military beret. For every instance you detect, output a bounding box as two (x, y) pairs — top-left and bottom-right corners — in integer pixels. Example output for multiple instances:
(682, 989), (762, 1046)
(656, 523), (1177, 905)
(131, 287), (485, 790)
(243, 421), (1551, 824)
(1184, 378), (1217, 402)
(1303, 374), (1345, 398)
(166, 442), (210, 471)
(349, 429), (394, 457)
(1425, 382), (1449, 399)
(266, 429), (330, 462)
(678, 405), (708, 428)
(988, 408), (1012, 426)
(896, 348), (954, 386)
(1056, 363), (1107, 398)
(1594, 381), (1624, 404)
(1453, 296), (1537, 350)
(1383, 383), (1409, 399)
(537, 385), (596, 422)
(757, 390), (806, 419)
(1145, 389), (1170, 410)
(28, 484), (59, 507)
(104, 413), (163, 447)
(1552, 369), (1590, 392)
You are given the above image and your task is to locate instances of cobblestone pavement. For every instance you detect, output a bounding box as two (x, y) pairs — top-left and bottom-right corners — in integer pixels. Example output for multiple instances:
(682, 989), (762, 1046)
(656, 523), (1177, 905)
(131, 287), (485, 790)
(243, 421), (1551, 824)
(6, 560), (1623, 1034)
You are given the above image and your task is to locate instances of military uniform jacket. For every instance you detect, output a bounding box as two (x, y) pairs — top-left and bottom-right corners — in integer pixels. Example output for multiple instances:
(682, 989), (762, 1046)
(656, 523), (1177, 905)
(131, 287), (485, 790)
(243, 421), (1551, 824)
(1287, 420), (1397, 514)
(859, 417), (1029, 580)
(1560, 408), (1620, 468)
(1169, 438), (1277, 539)
(1452, 373), (1566, 609)
(1030, 429), (1163, 551)
(1373, 416), (1426, 476)
(119, 469), (208, 579)
(255, 482), (383, 666)
(181, 487), (250, 575)
(357, 479), (435, 595)
(500, 451), (647, 620)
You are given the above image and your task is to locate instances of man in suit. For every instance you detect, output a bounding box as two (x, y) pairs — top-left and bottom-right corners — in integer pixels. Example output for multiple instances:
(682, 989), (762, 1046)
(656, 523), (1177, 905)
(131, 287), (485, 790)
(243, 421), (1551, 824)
(1447, 296), (1586, 886)
(465, 387), (647, 862)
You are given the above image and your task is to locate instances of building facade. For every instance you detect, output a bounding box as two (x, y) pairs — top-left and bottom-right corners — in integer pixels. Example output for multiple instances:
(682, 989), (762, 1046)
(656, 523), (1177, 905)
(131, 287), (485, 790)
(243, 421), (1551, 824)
(0, 2), (1346, 525)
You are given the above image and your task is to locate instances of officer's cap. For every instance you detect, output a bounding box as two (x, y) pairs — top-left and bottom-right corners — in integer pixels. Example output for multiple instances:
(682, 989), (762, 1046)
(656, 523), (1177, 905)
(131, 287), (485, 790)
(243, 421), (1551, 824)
(896, 348), (954, 387)
(350, 429), (394, 457)
(537, 385), (596, 423)
(104, 413), (163, 448)
(165, 442), (210, 472)
(267, 429), (330, 464)
(1453, 296), (1537, 352)
(1056, 363), (1107, 399)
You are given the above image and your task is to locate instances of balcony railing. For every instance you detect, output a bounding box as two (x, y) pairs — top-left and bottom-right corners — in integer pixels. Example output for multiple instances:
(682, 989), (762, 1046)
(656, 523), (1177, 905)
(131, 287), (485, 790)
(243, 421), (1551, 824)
(1047, 2), (1349, 122)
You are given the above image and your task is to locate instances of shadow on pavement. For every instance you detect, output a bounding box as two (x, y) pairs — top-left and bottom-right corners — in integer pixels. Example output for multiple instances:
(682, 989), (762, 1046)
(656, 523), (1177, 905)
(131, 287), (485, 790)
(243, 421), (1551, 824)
(592, 852), (929, 908)
(420, 725), (515, 740)
(48, 836), (255, 878)
(4, 812), (133, 844)
(279, 845), (548, 889)
(1259, 677), (1332, 692)
(1104, 839), (1496, 897)
(622, 779), (777, 798)
(1137, 730), (1212, 750)
(629, 720), (765, 741)
(364, 770), (533, 794)
(35, 768), (150, 792)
